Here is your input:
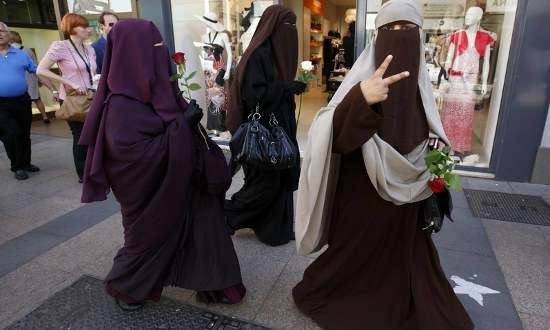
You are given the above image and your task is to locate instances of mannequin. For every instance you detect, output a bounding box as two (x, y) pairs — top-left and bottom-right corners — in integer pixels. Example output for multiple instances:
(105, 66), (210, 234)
(240, 2), (270, 52)
(195, 12), (232, 135)
(440, 7), (496, 156)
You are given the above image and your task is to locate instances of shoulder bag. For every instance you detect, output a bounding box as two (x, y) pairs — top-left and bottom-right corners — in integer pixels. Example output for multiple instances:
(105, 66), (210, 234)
(55, 40), (95, 122)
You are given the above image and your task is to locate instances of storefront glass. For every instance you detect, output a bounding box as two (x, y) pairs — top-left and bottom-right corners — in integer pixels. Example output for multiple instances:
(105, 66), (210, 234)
(67, 0), (139, 40)
(366, 0), (518, 168)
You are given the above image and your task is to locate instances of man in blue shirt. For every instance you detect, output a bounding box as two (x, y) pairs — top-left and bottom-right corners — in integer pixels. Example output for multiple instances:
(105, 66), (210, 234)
(0, 22), (40, 180)
(92, 12), (119, 73)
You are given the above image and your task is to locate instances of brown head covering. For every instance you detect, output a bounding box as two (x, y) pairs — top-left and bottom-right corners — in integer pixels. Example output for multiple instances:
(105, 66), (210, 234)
(374, 24), (429, 155)
(227, 5), (298, 133)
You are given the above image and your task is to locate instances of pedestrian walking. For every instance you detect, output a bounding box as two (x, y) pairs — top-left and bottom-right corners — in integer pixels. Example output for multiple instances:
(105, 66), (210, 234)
(293, 1), (474, 329)
(0, 22), (41, 180)
(79, 19), (245, 311)
(225, 5), (306, 246)
(9, 31), (57, 124)
(91, 11), (118, 73)
(37, 13), (97, 183)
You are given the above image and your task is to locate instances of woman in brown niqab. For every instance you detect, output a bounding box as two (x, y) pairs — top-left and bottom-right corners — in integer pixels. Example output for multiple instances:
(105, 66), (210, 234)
(293, 1), (474, 328)
(225, 5), (307, 246)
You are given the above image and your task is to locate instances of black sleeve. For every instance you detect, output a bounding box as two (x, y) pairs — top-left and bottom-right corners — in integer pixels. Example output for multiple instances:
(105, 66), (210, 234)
(242, 46), (286, 112)
(332, 83), (383, 154)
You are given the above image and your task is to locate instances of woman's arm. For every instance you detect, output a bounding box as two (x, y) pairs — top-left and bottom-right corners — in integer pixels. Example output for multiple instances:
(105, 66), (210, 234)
(37, 57), (84, 94)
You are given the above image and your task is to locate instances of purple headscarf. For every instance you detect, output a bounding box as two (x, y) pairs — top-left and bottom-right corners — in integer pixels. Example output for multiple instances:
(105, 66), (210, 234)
(79, 19), (189, 202)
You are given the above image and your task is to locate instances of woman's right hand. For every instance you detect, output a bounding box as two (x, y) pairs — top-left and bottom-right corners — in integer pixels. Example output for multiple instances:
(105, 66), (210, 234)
(360, 55), (410, 105)
(69, 83), (87, 95)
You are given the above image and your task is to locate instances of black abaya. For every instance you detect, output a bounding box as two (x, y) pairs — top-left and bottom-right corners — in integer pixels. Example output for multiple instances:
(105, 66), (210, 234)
(225, 41), (299, 246)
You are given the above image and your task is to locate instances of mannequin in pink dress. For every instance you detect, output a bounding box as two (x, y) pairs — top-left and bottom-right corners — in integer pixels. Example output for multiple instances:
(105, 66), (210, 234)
(440, 7), (496, 158)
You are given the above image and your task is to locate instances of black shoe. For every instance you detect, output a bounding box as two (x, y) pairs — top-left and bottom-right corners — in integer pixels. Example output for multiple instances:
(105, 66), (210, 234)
(24, 164), (40, 172)
(14, 170), (29, 180)
(43, 118), (51, 124)
(78, 178), (83, 184)
(115, 299), (144, 312)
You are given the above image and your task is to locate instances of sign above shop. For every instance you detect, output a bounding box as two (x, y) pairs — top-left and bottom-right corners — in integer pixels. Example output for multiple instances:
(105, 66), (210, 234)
(421, 0), (467, 18)
(486, 0), (518, 13)
(304, 0), (324, 16)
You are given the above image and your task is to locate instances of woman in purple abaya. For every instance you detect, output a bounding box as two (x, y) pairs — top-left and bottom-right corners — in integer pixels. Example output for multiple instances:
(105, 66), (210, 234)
(79, 19), (245, 311)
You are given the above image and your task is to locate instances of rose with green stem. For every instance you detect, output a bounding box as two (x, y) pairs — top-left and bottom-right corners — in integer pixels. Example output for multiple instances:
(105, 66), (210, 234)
(170, 52), (201, 102)
(424, 146), (462, 192)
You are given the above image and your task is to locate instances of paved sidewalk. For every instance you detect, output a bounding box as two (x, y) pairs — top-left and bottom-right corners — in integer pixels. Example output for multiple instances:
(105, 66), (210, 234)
(0, 132), (549, 329)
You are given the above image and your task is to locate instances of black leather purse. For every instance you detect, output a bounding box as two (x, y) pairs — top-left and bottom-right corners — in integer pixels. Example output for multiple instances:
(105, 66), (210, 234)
(230, 104), (298, 171)
(421, 188), (454, 234)
(267, 113), (299, 170)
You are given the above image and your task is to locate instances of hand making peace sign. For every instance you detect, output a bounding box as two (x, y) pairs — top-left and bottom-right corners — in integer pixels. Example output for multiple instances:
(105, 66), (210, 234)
(360, 55), (410, 105)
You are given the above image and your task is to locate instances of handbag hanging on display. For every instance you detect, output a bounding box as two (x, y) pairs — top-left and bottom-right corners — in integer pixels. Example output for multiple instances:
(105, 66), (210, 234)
(55, 40), (96, 122)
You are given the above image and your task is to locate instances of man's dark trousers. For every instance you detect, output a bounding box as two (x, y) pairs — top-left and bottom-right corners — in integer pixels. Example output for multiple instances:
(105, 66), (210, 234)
(0, 93), (32, 171)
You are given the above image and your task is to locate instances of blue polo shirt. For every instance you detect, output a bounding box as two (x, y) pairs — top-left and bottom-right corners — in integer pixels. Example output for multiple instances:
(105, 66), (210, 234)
(0, 46), (37, 97)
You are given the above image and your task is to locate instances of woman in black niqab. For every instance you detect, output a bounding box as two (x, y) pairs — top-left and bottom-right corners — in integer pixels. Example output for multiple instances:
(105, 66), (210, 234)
(225, 5), (306, 246)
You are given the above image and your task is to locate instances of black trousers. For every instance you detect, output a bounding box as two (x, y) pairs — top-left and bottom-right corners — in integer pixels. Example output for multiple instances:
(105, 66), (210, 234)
(67, 121), (86, 179)
(0, 94), (32, 171)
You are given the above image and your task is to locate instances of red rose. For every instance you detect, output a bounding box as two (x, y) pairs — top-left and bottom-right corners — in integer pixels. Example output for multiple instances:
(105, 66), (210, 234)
(428, 177), (446, 193)
(171, 52), (186, 65)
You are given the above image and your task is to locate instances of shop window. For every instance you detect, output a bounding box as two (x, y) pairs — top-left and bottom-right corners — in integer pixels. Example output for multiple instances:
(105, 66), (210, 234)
(0, 0), (57, 28)
(366, 0), (518, 168)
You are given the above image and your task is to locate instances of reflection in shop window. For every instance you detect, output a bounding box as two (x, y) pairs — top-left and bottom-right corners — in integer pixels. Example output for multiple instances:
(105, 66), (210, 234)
(367, 0), (517, 168)
(68, 0), (133, 14)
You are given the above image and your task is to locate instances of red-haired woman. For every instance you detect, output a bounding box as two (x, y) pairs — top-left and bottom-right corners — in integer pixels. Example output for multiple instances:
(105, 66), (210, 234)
(37, 13), (97, 183)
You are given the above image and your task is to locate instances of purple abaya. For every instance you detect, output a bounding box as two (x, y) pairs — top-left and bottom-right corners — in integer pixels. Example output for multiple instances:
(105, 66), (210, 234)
(79, 19), (245, 304)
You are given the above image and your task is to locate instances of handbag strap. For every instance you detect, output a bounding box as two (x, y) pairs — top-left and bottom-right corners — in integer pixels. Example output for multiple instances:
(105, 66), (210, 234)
(64, 40), (91, 88)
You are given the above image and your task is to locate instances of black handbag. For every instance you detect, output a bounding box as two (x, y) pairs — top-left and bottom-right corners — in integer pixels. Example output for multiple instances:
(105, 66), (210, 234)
(421, 188), (454, 234)
(267, 113), (299, 170)
(230, 104), (298, 171)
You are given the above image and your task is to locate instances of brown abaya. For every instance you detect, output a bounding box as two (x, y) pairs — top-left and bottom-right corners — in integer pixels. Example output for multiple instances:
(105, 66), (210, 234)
(292, 84), (474, 329)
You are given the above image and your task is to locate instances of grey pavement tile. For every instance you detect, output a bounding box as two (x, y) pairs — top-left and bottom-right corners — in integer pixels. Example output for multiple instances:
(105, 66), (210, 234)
(188, 252), (287, 320)
(486, 239), (550, 317)
(482, 219), (550, 249)
(451, 189), (470, 209)
(437, 247), (523, 330)
(0, 260), (80, 329)
(2, 195), (82, 237)
(519, 312), (550, 330)
(79, 248), (117, 279)
(162, 286), (195, 302)
(0, 198), (119, 277)
(232, 230), (295, 263)
(433, 208), (494, 257)
(23, 172), (82, 199)
(509, 182), (550, 197)
(281, 254), (314, 275)
(0, 191), (42, 214)
(36, 197), (119, 238)
(254, 269), (319, 330)
(0, 230), (65, 278)
(0, 169), (71, 198)
(463, 178), (513, 193)
(34, 214), (123, 274)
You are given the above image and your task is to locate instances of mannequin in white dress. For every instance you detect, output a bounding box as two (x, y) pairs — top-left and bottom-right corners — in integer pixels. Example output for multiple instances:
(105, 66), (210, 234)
(440, 7), (496, 158)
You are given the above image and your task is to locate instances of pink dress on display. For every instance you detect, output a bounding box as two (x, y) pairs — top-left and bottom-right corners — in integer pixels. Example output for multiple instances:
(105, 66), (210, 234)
(440, 31), (494, 153)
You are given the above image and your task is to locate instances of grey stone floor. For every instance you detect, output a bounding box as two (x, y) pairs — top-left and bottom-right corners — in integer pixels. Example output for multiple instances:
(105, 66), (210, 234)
(0, 128), (549, 329)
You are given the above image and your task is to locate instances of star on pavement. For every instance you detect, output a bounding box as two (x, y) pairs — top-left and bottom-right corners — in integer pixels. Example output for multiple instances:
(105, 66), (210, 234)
(451, 275), (501, 306)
